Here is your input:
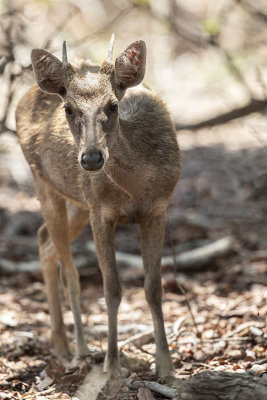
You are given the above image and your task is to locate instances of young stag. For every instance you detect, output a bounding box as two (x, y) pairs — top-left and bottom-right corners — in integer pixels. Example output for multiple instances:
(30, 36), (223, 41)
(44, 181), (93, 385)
(16, 36), (180, 377)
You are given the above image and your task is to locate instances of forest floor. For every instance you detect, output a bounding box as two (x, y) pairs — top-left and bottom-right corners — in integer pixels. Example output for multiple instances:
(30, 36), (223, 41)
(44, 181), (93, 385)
(0, 119), (266, 399)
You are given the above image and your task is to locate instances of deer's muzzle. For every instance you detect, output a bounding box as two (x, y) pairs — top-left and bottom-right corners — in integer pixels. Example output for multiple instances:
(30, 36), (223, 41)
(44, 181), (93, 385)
(81, 149), (104, 172)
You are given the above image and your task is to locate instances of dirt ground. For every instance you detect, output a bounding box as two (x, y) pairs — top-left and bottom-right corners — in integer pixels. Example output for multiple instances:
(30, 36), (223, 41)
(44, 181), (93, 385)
(0, 119), (266, 399)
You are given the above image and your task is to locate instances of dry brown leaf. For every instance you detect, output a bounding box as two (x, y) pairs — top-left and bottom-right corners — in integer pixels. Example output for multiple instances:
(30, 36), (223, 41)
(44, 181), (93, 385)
(37, 375), (54, 391)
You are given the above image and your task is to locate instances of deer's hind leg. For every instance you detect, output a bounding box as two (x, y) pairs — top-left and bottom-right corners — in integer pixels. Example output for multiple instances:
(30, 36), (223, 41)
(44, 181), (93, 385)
(38, 222), (69, 357)
(36, 180), (89, 358)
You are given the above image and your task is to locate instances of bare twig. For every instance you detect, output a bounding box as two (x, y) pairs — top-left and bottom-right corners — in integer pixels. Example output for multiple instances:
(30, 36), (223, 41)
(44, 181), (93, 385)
(175, 98), (267, 131)
(42, 7), (81, 50)
(0, 236), (236, 273)
(251, 358), (267, 366)
(217, 45), (254, 98)
(177, 336), (265, 344)
(126, 379), (176, 399)
(118, 328), (154, 349)
(0, 71), (16, 134)
(0, 120), (16, 135)
(69, 5), (134, 48)
(155, 1), (267, 131)
(167, 0), (210, 49)
(0, 54), (14, 75)
(175, 281), (200, 339)
(237, 0), (267, 24)
(222, 321), (263, 338)
(167, 224), (201, 344)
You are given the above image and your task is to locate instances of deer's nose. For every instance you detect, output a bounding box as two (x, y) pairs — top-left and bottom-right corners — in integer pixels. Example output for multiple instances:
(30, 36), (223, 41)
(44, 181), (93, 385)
(81, 150), (104, 171)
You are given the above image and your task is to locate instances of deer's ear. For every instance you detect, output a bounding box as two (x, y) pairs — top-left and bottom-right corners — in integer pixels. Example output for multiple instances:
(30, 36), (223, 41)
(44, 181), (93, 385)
(31, 49), (74, 98)
(114, 41), (146, 92)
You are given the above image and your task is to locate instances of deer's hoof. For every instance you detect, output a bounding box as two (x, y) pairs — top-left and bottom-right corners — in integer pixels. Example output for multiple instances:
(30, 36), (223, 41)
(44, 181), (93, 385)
(76, 345), (90, 358)
(103, 357), (121, 378)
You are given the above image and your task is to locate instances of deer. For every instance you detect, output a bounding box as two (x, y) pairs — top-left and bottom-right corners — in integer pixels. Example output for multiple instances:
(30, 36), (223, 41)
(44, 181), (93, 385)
(15, 35), (180, 378)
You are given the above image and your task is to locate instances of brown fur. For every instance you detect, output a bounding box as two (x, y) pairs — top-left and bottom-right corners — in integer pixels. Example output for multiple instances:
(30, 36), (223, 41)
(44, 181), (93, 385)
(16, 40), (180, 378)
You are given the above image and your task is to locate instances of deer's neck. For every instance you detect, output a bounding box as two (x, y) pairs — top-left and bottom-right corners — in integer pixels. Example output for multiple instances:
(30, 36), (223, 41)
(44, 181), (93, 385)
(105, 124), (152, 198)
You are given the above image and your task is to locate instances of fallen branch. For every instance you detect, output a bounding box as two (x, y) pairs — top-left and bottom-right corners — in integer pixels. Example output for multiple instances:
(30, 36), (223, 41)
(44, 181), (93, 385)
(88, 235), (236, 271)
(0, 236), (235, 274)
(126, 379), (175, 399)
(118, 328), (154, 349)
(119, 324), (264, 350)
(118, 324), (175, 349)
(251, 358), (267, 366)
(0, 257), (40, 273)
(167, 370), (267, 400)
(165, 235), (235, 269)
(223, 321), (261, 338)
(177, 336), (266, 344)
(87, 243), (145, 269)
(0, 255), (96, 274)
(175, 98), (267, 131)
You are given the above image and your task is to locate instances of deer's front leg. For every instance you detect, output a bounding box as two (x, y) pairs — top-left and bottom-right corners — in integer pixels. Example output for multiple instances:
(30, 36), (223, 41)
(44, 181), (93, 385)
(91, 214), (122, 377)
(140, 213), (173, 377)
(35, 182), (89, 359)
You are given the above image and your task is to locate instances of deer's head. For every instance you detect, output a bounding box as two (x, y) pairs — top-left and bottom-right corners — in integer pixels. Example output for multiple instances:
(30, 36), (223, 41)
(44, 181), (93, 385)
(31, 36), (146, 172)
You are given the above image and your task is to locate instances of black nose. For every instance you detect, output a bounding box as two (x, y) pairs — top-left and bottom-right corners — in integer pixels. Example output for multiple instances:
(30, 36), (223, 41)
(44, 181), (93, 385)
(81, 150), (104, 171)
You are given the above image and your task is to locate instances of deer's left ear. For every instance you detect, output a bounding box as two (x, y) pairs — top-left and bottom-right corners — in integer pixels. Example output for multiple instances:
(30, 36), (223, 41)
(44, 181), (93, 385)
(31, 49), (74, 98)
(114, 40), (146, 96)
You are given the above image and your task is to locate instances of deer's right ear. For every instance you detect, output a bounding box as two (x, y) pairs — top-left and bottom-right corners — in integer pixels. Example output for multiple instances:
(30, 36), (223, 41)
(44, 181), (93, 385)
(114, 40), (146, 98)
(31, 49), (74, 98)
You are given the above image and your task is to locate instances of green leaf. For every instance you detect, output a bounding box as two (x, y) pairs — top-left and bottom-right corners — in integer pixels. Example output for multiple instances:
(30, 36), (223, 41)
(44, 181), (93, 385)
(203, 18), (220, 36)
(133, 0), (150, 7)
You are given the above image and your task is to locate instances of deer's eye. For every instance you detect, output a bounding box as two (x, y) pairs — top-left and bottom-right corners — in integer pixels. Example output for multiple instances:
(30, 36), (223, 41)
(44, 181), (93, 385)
(64, 105), (73, 117)
(109, 101), (118, 113)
